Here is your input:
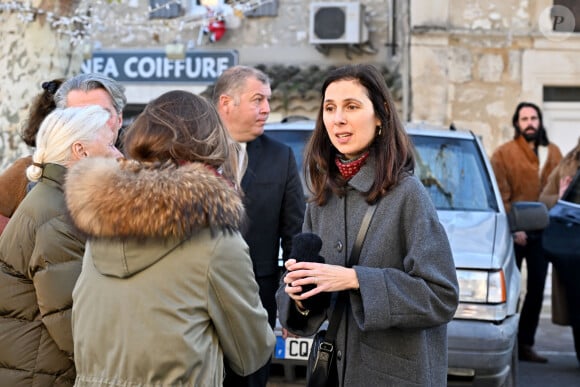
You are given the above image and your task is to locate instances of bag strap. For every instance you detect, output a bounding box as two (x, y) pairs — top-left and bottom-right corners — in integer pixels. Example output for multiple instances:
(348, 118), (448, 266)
(324, 203), (378, 342)
(347, 203), (377, 268)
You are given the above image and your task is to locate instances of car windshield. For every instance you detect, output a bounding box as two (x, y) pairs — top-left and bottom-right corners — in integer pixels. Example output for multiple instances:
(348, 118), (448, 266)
(410, 135), (498, 212)
(265, 126), (498, 212)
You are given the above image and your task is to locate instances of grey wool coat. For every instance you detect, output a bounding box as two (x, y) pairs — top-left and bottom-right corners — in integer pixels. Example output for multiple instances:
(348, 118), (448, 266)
(276, 158), (459, 387)
(65, 158), (276, 387)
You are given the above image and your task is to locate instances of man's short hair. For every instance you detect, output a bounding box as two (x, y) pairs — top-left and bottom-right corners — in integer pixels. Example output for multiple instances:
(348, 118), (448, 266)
(54, 73), (126, 114)
(211, 66), (269, 105)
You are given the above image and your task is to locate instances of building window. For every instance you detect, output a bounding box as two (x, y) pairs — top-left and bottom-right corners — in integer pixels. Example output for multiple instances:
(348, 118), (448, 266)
(149, 0), (182, 19)
(245, 0), (279, 18)
(544, 86), (580, 102)
(553, 0), (580, 32)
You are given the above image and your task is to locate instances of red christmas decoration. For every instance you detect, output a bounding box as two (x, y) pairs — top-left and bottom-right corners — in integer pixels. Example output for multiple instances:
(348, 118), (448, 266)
(205, 18), (226, 42)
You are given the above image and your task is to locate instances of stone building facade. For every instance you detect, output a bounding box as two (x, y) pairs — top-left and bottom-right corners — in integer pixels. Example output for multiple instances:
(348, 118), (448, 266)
(410, 0), (580, 154)
(1, 0), (579, 170)
(98, 0), (578, 154)
(84, 0), (402, 121)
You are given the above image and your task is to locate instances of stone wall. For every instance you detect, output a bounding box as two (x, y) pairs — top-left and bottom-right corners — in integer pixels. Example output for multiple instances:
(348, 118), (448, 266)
(410, 0), (580, 154)
(0, 1), (84, 170)
(4, 0), (578, 170)
(1, 0), (399, 171)
(88, 0), (397, 67)
(411, 32), (532, 152)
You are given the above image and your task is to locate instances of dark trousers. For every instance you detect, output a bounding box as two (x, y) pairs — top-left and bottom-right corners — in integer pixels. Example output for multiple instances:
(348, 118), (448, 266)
(515, 232), (549, 347)
(223, 274), (279, 387)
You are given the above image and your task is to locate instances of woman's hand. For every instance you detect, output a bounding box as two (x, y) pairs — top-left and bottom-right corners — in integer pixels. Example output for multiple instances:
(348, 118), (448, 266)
(513, 231), (527, 246)
(559, 175), (573, 199)
(282, 327), (299, 339)
(283, 258), (359, 301)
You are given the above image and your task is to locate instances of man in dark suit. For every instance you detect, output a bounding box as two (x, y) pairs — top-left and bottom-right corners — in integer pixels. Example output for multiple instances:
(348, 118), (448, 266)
(213, 65), (305, 387)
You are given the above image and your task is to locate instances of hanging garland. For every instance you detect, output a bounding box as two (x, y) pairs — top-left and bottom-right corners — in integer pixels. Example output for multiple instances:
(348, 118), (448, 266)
(0, 1), (92, 45)
(0, 0), (273, 46)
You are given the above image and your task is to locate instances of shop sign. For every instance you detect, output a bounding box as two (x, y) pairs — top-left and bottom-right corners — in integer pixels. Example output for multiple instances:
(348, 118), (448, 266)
(81, 50), (238, 84)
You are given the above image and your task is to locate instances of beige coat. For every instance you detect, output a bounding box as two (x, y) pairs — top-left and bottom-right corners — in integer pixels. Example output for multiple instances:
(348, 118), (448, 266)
(0, 156), (33, 236)
(65, 158), (276, 386)
(0, 156), (32, 218)
(539, 138), (580, 326)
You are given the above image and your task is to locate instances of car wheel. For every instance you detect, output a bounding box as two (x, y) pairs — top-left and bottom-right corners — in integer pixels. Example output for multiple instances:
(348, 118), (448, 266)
(502, 340), (518, 387)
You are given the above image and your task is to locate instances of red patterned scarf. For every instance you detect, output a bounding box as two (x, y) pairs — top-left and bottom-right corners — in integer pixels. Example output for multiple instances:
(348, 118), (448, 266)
(335, 151), (370, 180)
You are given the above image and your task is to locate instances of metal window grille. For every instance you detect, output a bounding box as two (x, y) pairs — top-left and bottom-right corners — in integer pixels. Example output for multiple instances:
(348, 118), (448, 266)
(245, 0), (278, 17)
(149, 0), (182, 19)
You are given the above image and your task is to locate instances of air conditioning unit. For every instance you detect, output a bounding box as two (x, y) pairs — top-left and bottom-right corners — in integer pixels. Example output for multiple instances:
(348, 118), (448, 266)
(309, 2), (369, 45)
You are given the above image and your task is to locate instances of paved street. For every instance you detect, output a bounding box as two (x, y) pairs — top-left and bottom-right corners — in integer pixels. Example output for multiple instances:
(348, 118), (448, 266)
(268, 363), (306, 387)
(519, 316), (579, 386)
(518, 263), (579, 386)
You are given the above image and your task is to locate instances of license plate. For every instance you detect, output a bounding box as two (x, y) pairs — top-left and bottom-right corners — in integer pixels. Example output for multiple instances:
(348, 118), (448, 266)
(274, 336), (313, 360)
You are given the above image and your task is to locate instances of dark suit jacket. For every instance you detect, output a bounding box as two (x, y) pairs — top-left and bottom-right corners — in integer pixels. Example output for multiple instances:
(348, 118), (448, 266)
(241, 134), (305, 278)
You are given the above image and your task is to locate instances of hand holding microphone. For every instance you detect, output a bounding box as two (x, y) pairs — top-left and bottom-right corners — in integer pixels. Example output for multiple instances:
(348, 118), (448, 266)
(288, 232), (331, 312)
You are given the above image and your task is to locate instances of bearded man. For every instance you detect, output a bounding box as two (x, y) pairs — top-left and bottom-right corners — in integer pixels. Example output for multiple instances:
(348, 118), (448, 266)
(491, 102), (563, 363)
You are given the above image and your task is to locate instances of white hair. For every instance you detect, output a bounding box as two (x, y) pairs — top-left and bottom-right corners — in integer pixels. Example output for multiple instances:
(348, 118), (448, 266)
(27, 106), (110, 181)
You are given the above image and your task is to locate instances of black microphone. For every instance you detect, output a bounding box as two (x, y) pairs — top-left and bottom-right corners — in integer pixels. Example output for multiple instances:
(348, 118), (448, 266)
(289, 233), (331, 312)
(290, 232), (324, 265)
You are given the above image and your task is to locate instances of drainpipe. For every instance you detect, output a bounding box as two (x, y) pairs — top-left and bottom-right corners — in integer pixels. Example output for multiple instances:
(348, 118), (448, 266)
(401, 0), (411, 122)
(391, 0), (397, 56)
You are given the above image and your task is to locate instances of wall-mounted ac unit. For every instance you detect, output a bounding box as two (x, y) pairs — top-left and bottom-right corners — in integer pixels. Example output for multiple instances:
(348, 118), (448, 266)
(309, 2), (369, 45)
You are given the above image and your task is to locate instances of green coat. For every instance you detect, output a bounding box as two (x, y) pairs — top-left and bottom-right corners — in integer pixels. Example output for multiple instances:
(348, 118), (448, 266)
(65, 157), (276, 386)
(0, 163), (83, 386)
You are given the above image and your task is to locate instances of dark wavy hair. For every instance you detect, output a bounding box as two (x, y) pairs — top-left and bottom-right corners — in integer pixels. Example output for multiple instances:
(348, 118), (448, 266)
(20, 79), (64, 147)
(305, 64), (414, 206)
(512, 101), (550, 146)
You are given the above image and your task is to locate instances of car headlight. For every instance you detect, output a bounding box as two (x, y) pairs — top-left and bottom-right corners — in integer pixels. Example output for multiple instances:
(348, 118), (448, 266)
(457, 269), (506, 303)
(454, 269), (508, 321)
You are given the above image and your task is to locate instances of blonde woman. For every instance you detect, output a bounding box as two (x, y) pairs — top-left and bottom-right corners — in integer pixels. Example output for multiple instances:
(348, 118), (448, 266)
(0, 105), (122, 386)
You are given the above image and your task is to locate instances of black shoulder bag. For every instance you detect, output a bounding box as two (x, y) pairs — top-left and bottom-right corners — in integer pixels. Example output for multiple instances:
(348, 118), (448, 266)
(306, 203), (378, 387)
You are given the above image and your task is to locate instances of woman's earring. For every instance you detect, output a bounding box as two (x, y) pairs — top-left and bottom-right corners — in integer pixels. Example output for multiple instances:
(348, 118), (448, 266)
(377, 126), (382, 136)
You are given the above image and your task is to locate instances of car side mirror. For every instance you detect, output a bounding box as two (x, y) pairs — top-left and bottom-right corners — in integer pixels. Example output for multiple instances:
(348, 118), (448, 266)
(507, 201), (549, 233)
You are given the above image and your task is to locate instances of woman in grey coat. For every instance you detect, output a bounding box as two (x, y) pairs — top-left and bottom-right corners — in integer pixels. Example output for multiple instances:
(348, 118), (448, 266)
(276, 64), (459, 386)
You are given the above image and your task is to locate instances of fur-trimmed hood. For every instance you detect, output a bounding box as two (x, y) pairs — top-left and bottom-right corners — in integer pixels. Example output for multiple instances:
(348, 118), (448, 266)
(65, 157), (245, 278)
(65, 157), (244, 240)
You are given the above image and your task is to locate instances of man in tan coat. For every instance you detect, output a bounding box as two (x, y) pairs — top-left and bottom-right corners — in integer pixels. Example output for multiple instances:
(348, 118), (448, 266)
(491, 101), (563, 363)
